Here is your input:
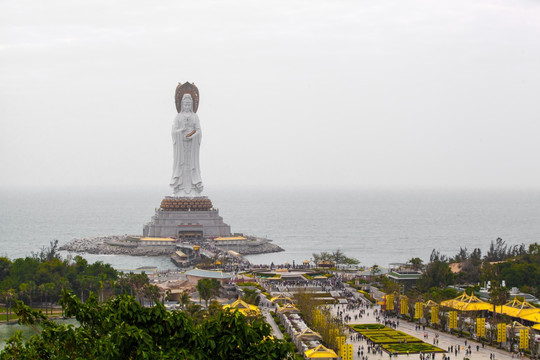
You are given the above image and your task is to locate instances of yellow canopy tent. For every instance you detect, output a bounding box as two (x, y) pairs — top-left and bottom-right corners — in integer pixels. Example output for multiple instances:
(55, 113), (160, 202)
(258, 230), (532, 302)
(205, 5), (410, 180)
(496, 297), (540, 320)
(304, 344), (338, 359)
(223, 298), (261, 317)
(424, 300), (439, 307)
(532, 324), (540, 331)
(520, 311), (540, 324)
(440, 293), (492, 311)
(277, 303), (301, 314)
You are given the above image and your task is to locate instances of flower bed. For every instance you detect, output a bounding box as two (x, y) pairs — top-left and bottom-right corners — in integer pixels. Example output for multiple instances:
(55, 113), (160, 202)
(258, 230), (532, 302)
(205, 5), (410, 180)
(350, 324), (445, 354)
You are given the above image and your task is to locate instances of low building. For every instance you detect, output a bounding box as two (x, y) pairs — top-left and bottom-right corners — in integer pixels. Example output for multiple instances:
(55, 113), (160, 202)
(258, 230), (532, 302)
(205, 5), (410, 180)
(386, 270), (422, 290)
(185, 268), (234, 285)
(212, 236), (248, 245)
(386, 263), (422, 290)
(317, 261), (335, 268)
(171, 250), (189, 267)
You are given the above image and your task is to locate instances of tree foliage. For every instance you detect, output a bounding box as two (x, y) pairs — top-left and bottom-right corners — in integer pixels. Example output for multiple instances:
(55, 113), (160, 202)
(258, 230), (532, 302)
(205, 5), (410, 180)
(0, 248), (160, 317)
(0, 290), (293, 360)
(312, 250), (359, 266)
(196, 278), (221, 307)
(417, 250), (454, 292)
(418, 239), (539, 297)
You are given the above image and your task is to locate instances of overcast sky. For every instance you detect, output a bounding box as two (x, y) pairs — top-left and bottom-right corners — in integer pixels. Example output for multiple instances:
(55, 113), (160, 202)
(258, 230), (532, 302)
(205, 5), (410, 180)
(1, 0), (539, 191)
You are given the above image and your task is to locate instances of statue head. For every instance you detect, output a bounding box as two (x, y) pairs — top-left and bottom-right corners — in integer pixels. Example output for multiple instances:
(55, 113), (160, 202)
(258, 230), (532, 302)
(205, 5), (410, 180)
(181, 94), (193, 112)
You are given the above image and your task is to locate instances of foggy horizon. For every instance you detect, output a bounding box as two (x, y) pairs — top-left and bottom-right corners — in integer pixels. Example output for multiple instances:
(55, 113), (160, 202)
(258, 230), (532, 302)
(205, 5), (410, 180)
(2, 0), (540, 190)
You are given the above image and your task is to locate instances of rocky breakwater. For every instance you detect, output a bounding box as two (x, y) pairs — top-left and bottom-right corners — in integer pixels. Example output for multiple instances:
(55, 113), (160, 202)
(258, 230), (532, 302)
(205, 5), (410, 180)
(59, 235), (175, 256)
(213, 236), (284, 255)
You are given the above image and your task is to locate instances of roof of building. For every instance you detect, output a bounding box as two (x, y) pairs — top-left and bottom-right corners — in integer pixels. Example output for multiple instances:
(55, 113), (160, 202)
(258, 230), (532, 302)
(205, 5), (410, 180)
(185, 268), (234, 279)
(223, 298), (261, 316)
(214, 236), (248, 241)
(387, 271), (422, 280)
(140, 237), (176, 242)
(358, 267), (389, 276)
(304, 344), (338, 358)
(270, 294), (293, 303)
(175, 250), (187, 258)
(277, 303), (300, 314)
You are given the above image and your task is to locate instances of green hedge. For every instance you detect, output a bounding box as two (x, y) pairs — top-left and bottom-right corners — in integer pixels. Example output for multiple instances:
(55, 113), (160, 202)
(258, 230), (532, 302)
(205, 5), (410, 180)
(383, 343), (446, 354)
(450, 329), (471, 337)
(351, 324), (385, 330)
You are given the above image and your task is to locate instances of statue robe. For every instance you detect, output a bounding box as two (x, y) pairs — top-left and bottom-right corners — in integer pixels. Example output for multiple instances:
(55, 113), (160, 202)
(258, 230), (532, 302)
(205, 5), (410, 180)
(170, 112), (203, 196)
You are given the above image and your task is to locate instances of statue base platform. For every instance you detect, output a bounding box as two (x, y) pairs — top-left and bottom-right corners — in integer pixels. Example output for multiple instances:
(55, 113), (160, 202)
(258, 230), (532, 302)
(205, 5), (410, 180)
(143, 196), (231, 239)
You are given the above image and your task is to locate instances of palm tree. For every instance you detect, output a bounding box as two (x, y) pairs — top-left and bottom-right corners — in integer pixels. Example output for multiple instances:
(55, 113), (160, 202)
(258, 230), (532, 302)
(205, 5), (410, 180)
(1, 289), (17, 322)
(408, 257), (424, 271)
(179, 291), (191, 309)
(489, 284), (509, 323)
(196, 279), (220, 307)
(489, 283), (509, 347)
(371, 264), (381, 277)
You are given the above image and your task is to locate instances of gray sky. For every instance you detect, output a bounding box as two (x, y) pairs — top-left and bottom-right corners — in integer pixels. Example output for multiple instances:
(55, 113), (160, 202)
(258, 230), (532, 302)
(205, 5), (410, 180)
(1, 0), (539, 191)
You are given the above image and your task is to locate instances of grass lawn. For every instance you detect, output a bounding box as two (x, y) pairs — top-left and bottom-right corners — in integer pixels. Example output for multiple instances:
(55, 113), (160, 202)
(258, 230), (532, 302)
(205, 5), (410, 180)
(0, 313), (19, 321)
(350, 324), (446, 354)
(1, 308), (63, 322)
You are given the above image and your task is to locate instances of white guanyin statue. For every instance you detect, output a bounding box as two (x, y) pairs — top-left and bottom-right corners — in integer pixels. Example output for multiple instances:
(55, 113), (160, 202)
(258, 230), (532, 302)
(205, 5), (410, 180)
(170, 91), (204, 197)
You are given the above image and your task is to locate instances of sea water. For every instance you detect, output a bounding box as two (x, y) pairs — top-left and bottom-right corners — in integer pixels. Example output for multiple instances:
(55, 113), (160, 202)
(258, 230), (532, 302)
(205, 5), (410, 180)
(1, 187), (539, 269)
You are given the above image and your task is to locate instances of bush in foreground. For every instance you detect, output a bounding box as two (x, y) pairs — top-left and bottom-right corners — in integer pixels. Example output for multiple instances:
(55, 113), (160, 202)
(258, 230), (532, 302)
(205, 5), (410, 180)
(1, 290), (293, 360)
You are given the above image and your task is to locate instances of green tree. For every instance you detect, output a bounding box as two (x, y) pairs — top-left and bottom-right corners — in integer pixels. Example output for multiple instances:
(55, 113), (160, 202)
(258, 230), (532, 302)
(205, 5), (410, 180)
(370, 264), (381, 277)
(178, 290), (191, 309)
(489, 283), (509, 323)
(0, 289), (17, 322)
(241, 287), (260, 305)
(407, 257), (424, 271)
(0, 290), (293, 359)
(417, 250), (454, 292)
(196, 278), (221, 307)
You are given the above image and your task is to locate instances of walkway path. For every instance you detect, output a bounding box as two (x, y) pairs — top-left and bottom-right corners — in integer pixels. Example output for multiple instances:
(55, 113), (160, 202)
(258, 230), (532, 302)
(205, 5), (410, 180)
(261, 308), (284, 339)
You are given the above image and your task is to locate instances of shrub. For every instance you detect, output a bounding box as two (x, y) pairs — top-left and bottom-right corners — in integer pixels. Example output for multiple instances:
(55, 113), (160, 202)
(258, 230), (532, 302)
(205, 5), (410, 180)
(383, 343), (446, 354)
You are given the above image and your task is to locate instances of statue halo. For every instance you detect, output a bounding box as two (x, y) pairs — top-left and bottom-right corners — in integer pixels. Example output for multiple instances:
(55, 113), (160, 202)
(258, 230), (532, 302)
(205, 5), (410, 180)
(175, 82), (200, 113)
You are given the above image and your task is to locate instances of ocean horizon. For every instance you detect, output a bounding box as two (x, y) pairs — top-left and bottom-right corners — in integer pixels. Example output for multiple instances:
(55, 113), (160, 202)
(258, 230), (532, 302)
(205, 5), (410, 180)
(1, 186), (539, 270)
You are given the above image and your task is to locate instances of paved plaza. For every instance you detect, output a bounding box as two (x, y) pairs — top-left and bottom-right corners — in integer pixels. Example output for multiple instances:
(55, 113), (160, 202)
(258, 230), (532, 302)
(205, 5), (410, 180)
(331, 302), (521, 360)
